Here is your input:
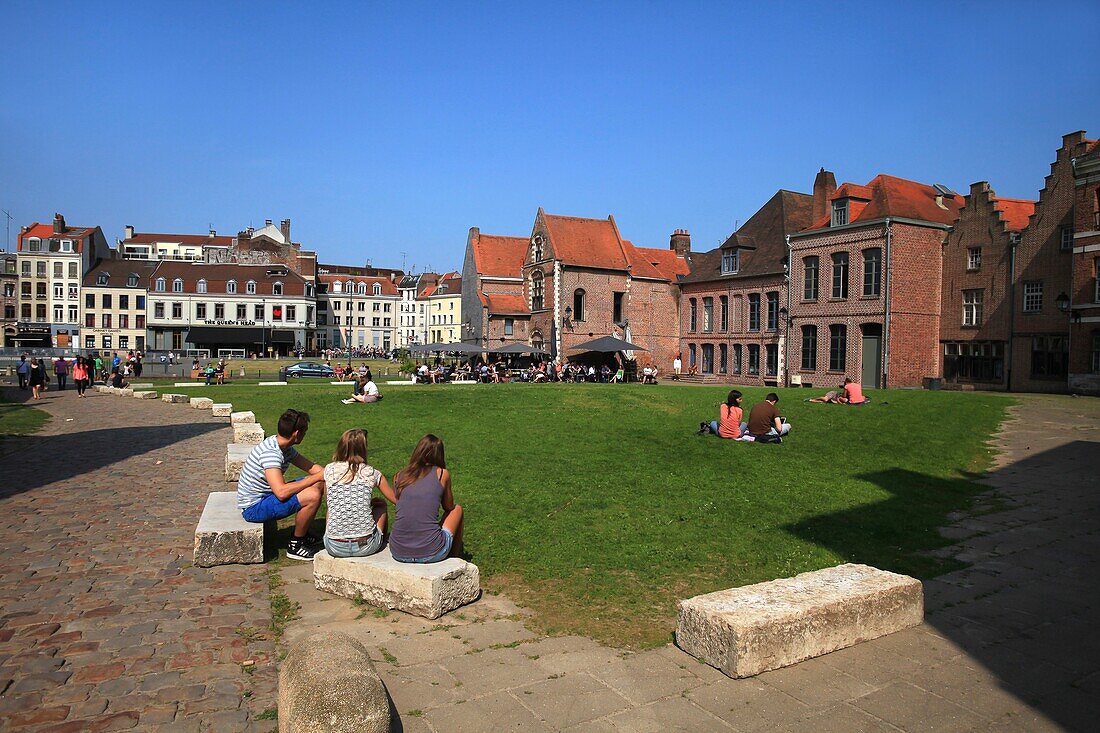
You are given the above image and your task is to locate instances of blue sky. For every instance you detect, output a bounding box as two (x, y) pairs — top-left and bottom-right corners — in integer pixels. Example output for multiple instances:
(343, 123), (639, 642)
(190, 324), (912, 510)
(2, 2), (1097, 271)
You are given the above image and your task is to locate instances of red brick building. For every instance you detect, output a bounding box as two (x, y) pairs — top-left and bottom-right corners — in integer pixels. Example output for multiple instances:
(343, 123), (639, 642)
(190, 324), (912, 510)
(460, 228), (531, 348)
(1070, 138), (1100, 394)
(940, 183), (1034, 389)
(678, 189), (814, 384)
(788, 174), (964, 388)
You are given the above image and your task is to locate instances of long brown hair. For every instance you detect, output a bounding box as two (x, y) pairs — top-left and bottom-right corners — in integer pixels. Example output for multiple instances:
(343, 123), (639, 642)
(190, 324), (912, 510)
(332, 428), (368, 482)
(394, 434), (446, 499)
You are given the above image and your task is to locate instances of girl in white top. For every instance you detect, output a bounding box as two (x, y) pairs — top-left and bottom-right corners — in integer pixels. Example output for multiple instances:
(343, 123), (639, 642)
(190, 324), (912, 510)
(322, 428), (392, 558)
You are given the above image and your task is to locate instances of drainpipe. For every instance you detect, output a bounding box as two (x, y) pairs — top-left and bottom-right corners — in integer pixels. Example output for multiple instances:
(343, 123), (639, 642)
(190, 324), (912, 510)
(784, 234), (792, 387)
(882, 218), (892, 389)
(1006, 234), (1017, 391)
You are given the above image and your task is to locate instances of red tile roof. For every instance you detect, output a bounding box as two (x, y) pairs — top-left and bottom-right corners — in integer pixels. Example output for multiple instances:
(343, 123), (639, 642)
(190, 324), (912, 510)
(483, 294), (530, 315)
(542, 213), (631, 270)
(472, 233), (528, 278)
(801, 174), (965, 232)
(622, 241), (690, 280)
(832, 183), (873, 200)
(17, 222), (98, 253)
(992, 198), (1035, 233)
(124, 232), (235, 247)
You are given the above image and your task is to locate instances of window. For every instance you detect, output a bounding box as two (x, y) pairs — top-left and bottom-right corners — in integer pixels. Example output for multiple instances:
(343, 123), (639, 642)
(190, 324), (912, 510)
(732, 344), (742, 373)
(119, 314), (129, 328)
(748, 294), (760, 331)
(355, 282), (365, 295)
(967, 247), (982, 271)
(504, 318), (514, 336)
(720, 296), (729, 331)
(719, 344), (728, 374)
(358, 317), (365, 326)
(531, 235), (544, 261)
(1061, 226), (1074, 251)
(372, 283), (382, 296)
(305, 284), (314, 298)
(68, 261), (77, 278)
(384, 303), (391, 312)
(766, 344), (778, 377)
(127, 273), (139, 287)
(60, 239), (73, 253)
(101, 314), (112, 328)
(613, 292), (625, 323)
(96, 272), (109, 285)
(372, 317), (380, 327)
(68, 285), (78, 300)
(36, 282), (47, 298)
(172, 302), (182, 319)
(197, 278), (207, 293)
(801, 325), (817, 371)
(1023, 281), (1043, 313)
(703, 298), (714, 332)
(226, 279), (237, 294)
(136, 296), (145, 309)
(51, 305), (62, 321)
(53, 284), (64, 299)
(37, 261), (46, 277)
(54, 262), (63, 278)
(85, 313), (95, 328)
(3, 305), (12, 319)
(117, 294), (128, 309)
(573, 289), (586, 321)
(688, 343), (697, 368)
(803, 256), (819, 300)
(68, 305), (77, 323)
(1030, 336), (1068, 378)
(333, 301), (341, 311)
(747, 345), (760, 375)
(196, 303), (207, 319)
(766, 292), (779, 331)
(21, 261), (30, 276)
(346, 280), (354, 293)
(36, 304), (46, 320)
(689, 299), (697, 332)
(103, 335), (112, 350)
(214, 303), (224, 319)
(85, 335), (94, 349)
(372, 302), (380, 312)
(832, 199), (848, 226)
(1092, 332), (1100, 374)
(831, 252), (849, 299)
(829, 324), (847, 371)
(27, 238), (41, 251)
(155, 277), (165, 292)
(963, 289), (984, 326)
(237, 304), (247, 320)
(154, 302), (165, 318)
(530, 271), (544, 310)
(286, 305), (296, 321)
(172, 278), (183, 293)
(701, 344), (714, 374)
(2, 283), (13, 297)
(272, 306), (282, 321)
(102, 294), (112, 309)
(1094, 257), (1100, 303)
(721, 249), (739, 274)
(357, 301), (365, 312)
(119, 336), (129, 349)
(255, 304), (264, 321)
(244, 280), (256, 295)
(23, 282), (33, 298)
(863, 248), (881, 297)
(273, 282), (283, 296)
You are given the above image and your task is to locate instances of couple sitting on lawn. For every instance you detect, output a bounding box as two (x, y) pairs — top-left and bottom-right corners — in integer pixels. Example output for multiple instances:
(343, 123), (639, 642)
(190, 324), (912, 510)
(807, 377), (869, 405)
(235, 409), (462, 562)
(705, 390), (792, 443)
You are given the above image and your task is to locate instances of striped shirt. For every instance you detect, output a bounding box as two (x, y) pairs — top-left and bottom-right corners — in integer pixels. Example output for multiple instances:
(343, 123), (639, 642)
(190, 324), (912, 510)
(237, 435), (299, 510)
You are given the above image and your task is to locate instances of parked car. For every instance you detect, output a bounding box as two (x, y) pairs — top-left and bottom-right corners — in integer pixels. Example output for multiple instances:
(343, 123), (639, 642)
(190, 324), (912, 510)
(282, 362), (336, 379)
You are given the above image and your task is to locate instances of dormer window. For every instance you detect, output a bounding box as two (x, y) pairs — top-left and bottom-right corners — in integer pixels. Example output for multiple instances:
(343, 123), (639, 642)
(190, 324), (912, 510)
(531, 235), (544, 262)
(127, 273), (139, 287)
(246, 280), (256, 294)
(27, 238), (41, 252)
(96, 272), (109, 286)
(197, 278), (208, 293)
(721, 249), (739, 275)
(357, 282), (366, 295)
(154, 277), (166, 292)
(831, 200), (849, 227)
(306, 284), (315, 298)
(373, 283), (382, 296)
(346, 280), (354, 293)
(227, 279), (237, 294)
(172, 278), (184, 293)
(60, 239), (74, 252)
(332, 281), (342, 294)
(273, 281), (283, 296)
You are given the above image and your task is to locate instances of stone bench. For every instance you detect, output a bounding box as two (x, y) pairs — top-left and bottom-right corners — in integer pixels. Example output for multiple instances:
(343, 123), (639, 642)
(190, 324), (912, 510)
(117, 388), (134, 397)
(676, 563), (923, 678)
(314, 547), (480, 619)
(193, 492), (264, 567)
(162, 393), (189, 404)
(233, 423), (265, 445)
(189, 397), (214, 409)
(212, 403), (233, 417)
(128, 382), (154, 389)
(133, 391), (158, 399)
(225, 443), (252, 481)
(230, 411), (255, 424)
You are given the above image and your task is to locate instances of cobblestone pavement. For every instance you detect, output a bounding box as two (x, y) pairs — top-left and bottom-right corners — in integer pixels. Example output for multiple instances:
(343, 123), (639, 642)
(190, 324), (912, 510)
(280, 394), (1098, 733)
(0, 386), (279, 732)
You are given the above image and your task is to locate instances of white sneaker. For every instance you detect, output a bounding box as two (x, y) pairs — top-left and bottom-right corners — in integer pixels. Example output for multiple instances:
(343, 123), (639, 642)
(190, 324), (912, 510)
(341, 398), (354, 404)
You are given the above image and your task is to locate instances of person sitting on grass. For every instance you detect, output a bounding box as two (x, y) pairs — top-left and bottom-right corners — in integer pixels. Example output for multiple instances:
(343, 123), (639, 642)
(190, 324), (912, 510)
(236, 409), (326, 561)
(343, 377), (382, 403)
(109, 365), (128, 390)
(747, 392), (791, 442)
(841, 377), (869, 405)
(709, 389), (753, 441)
(383, 434), (463, 564)
(321, 428), (390, 558)
(807, 385), (845, 403)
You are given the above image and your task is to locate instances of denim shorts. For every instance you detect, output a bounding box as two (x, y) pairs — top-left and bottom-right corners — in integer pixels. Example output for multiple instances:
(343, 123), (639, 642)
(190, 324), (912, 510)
(393, 528), (453, 564)
(324, 531), (384, 558)
(242, 492), (302, 523)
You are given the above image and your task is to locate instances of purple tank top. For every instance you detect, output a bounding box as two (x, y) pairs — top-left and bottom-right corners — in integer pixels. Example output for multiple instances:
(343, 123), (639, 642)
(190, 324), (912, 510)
(389, 468), (446, 560)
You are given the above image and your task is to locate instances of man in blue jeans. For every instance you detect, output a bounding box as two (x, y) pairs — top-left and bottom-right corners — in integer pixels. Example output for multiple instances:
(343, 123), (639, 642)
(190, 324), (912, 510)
(236, 409), (326, 560)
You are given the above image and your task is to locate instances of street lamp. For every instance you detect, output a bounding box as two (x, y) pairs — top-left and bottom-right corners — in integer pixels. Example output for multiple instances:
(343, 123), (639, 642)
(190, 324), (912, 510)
(1056, 292), (1070, 312)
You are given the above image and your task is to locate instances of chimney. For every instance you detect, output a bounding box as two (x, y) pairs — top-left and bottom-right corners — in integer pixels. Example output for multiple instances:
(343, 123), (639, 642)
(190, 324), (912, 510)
(812, 168), (837, 223)
(124, 225), (135, 240)
(669, 229), (691, 257)
(53, 213), (66, 234)
(209, 229), (216, 237)
(265, 219), (273, 227)
(280, 219), (291, 242)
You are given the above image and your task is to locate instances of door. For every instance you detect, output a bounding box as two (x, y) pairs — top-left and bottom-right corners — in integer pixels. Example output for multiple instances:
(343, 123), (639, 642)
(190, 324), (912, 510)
(861, 323), (882, 388)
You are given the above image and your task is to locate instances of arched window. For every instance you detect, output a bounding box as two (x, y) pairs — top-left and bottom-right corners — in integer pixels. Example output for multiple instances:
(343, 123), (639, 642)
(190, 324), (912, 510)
(172, 278), (184, 293)
(357, 282), (366, 295)
(530, 270), (544, 310)
(332, 281), (342, 293)
(373, 283), (382, 296)
(246, 280), (256, 294)
(573, 288), (585, 321)
(531, 235), (544, 262)
(305, 284), (315, 298)
(273, 281), (283, 296)
(345, 280), (354, 293)
(226, 279), (237, 294)
(531, 330), (544, 352)
(154, 277), (165, 292)
(197, 278), (207, 293)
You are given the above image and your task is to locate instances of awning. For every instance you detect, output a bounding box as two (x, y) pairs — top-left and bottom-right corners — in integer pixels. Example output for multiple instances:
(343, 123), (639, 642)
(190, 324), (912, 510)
(270, 330), (296, 344)
(569, 335), (647, 353)
(185, 327), (265, 345)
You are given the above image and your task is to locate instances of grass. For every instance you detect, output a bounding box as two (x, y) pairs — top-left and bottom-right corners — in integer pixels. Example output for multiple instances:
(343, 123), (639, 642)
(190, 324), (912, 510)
(0, 392), (49, 437)
(182, 381), (1011, 647)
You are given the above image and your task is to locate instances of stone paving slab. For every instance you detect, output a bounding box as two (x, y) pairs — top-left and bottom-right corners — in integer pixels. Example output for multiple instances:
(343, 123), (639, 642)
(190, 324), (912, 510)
(0, 386), (278, 731)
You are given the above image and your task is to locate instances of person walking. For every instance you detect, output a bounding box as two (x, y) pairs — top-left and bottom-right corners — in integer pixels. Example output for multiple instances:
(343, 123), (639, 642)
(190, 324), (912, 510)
(28, 358), (46, 400)
(16, 355), (29, 389)
(54, 356), (69, 391)
(72, 356), (91, 398)
(93, 354), (104, 382)
(133, 352), (143, 378)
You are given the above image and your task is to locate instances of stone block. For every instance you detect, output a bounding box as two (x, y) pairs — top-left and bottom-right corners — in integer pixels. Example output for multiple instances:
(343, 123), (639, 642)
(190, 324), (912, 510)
(161, 393), (189, 404)
(118, 388), (134, 397)
(133, 391), (159, 399)
(233, 423), (265, 445)
(193, 492), (263, 567)
(128, 382), (154, 389)
(676, 563), (923, 678)
(278, 630), (389, 733)
(313, 548), (480, 619)
(258, 381), (288, 386)
(93, 385), (109, 393)
(189, 397), (214, 409)
(225, 443), (252, 482)
(211, 403), (233, 417)
(230, 411), (255, 424)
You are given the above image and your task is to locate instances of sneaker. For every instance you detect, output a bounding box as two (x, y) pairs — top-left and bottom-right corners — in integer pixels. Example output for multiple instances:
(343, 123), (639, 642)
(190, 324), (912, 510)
(286, 539), (318, 561)
(303, 532), (324, 547)
(341, 398), (354, 404)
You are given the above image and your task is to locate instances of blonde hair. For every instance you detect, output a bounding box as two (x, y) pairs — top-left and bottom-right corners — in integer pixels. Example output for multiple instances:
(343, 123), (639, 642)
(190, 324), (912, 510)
(332, 428), (368, 482)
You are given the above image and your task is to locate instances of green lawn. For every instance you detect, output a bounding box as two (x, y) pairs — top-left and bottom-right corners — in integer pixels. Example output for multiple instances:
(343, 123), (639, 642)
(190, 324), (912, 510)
(177, 381), (1010, 647)
(0, 390), (50, 437)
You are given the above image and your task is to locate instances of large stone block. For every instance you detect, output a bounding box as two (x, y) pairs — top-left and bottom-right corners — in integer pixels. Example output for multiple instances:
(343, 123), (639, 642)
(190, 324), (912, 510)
(118, 388), (134, 397)
(212, 403), (233, 417)
(278, 630), (389, 733)
(233, 423), (265, 445)
(128, 382), (154, 389)
(676, 563), (923, 678)
(162, 393), (189, 404)
(230, 411), (256, 424)
(314, 548), (480, 619)
(193, 492), (263, 567)
(225, 443), (252, 481)
(189, 397), (214, 409)
(133, 391), (159, 399)
(93, 385), (109, 393)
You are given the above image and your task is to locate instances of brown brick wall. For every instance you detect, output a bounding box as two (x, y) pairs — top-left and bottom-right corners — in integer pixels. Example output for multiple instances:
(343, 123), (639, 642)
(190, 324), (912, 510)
(1069, 164), (1100, 393)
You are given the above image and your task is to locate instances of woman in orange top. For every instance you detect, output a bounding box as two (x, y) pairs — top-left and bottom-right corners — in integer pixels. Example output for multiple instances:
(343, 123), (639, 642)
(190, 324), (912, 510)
(709, 390), (749, 439)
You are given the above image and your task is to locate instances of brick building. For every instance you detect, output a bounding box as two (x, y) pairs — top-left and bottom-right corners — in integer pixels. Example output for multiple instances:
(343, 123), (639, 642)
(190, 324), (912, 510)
(460, 228), (530, 348)
(678, 189), (814, 384)
(1, 253), (17, 347)
(940, 183), (1034, 389)
(1070, 138), (1100, 394)
(788, 174), (964, 388)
